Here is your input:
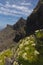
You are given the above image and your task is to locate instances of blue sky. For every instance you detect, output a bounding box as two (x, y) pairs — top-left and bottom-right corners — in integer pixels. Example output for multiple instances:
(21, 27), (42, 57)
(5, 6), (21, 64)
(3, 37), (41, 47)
(0, 0), (39, 29)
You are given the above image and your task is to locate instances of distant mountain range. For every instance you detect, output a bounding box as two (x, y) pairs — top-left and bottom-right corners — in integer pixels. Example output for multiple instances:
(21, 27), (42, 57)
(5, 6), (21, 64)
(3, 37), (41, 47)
(0, 0), (43, 51)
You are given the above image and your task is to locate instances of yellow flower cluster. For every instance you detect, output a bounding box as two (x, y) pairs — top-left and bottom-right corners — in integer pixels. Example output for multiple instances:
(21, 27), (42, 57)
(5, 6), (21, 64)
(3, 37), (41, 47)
(13, 61), (19, 65)
(17, 35), (40, 62)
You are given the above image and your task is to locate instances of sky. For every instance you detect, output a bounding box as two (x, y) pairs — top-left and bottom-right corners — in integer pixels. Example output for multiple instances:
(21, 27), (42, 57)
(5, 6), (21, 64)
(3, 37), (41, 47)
(0, 0), (39, 29)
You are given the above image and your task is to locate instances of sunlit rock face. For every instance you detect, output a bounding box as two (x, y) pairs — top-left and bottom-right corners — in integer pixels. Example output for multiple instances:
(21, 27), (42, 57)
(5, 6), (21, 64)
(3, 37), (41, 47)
(26, 0), (43, 35)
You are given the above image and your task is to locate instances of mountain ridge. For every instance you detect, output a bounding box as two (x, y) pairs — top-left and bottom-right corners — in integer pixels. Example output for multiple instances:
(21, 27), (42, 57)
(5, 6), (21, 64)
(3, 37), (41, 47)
(0, 0), (43, 51)
(0, 17), (26, 51)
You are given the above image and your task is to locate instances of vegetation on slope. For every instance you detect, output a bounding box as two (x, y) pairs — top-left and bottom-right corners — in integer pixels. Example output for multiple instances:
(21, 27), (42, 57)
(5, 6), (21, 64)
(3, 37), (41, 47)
(14, 29), (43, 65)
(0, 49), (13, 65)
(0, 29), (43, 65)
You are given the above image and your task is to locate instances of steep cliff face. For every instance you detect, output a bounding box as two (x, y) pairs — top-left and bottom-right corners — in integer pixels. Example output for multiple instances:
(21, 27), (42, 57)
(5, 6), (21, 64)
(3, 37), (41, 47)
(26, 0), (43, 35)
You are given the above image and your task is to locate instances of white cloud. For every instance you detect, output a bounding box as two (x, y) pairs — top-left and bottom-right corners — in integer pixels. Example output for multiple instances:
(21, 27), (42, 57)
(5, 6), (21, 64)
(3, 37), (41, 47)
(0, 7), (29, 17)
(20, 2), (32, 6)
(0, 1), (33, 17)
(11, 4), (33, 13)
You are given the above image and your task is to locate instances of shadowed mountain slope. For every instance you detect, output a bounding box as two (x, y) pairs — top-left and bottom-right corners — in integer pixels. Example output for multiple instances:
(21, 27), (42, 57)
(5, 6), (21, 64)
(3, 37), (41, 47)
(26, 0), (43, 35)
(0, 18), (26, 51)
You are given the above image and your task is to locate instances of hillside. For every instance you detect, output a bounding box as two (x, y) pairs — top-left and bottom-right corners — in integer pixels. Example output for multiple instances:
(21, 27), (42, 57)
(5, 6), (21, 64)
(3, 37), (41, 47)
(0, 29), (43, 65)
(0, 0), (43, 65)
(0, 18), (26, 51)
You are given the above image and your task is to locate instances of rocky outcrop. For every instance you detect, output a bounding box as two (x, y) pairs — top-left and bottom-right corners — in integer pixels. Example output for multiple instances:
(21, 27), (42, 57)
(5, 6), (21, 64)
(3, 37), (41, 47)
(13, 17), (26, 42)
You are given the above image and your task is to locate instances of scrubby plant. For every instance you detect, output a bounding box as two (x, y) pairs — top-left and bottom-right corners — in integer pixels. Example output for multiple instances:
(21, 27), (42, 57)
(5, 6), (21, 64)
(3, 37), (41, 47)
(17, 36), (39, 65)
(15, 29), (43, 65)
(0, 49), (13, 65)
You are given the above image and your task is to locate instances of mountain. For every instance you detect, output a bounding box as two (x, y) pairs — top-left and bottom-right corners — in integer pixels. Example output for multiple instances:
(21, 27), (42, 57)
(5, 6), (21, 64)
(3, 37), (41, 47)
(0, 29), (43, 65)
(0, 25), (15, 51)
(26, 0), (43, 35)
(0, 18), (26, 51)
(13, 17), (26, 31)
(0, 0), (43, 51)
(13, 17), (26, 42)
(0, 0), (43, 65)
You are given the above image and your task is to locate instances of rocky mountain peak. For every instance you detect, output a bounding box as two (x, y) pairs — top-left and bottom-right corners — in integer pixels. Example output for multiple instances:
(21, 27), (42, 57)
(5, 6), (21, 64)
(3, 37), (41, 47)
(18, 17), (24, 21)
(13, 17), (26, 30)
